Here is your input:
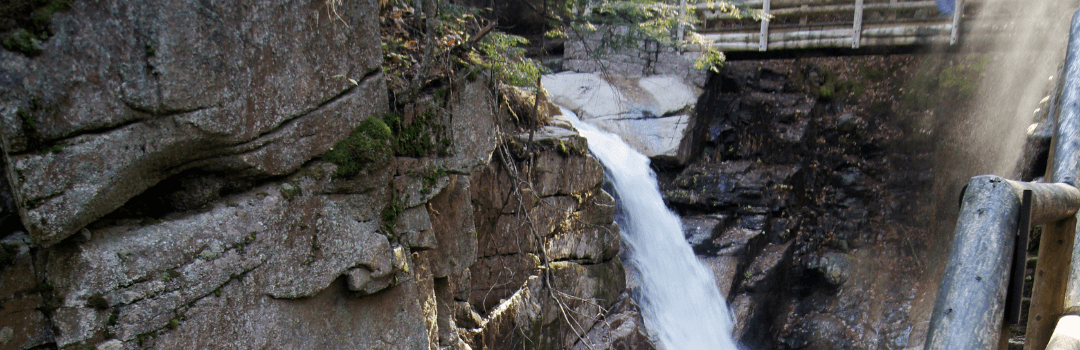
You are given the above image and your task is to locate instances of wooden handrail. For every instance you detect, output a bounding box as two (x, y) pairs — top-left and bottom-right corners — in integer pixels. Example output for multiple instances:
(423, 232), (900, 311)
(695, 0), (938, 9)
(698, 1), (938, 19)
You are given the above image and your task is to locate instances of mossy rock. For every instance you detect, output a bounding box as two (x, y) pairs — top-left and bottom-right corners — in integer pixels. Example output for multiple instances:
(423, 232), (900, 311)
(0, 242), (21, 267)
(323, 117), (394, 178)
(380, 195), (404, 235)
(1, 0), (72, 56)
(383, 106), (450, 158)
(2, 29), (43, 56)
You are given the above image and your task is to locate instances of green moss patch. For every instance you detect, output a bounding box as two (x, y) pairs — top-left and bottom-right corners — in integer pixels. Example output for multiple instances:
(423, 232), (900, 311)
(0, 241), (21, 267)
(418, 167), (447, 195)
(1, 0), (71, 56)
(1, 29), (42, 55)
(383, 106), (450, 158)
(801, 66), (865, 101)
(381, 194), (404, 235)
(323, 117), (394, 178)
(901, 55), (988, 112)
(16, 96), (45, 149)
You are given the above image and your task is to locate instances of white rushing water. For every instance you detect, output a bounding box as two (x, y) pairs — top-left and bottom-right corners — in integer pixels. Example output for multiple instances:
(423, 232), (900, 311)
(561, 107), (741, 350)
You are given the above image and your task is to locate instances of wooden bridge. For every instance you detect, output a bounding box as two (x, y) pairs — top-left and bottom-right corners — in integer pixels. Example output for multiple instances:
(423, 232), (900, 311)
(685, 0), (970, 51)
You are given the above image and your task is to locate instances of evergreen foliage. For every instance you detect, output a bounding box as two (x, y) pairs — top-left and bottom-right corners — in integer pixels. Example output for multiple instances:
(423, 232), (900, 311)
(540, 0), (756, 72)
(473, 32), (545, 87)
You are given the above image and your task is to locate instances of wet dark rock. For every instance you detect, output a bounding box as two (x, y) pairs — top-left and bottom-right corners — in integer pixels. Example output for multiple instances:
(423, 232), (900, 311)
(836, 112), (862, 133)
(839, 168), (861, 187)
(728, 242), (795, 347)
(0, 157), (19, 238)
(741, 242), (794, 293)
(807, 252), (853, 288)
(730, 294), (757, 339)
(742, 215), (769, 230)
(777, 119), (810, 143)
(0, 231), (29, 267)
(781, 313), (856, 350)
(665, 161), (798, 211)
(662, 58), (933, 350)
(715, 225), (766, 257)
(756, 68), (789, 92)
(682, 215), (725, 248)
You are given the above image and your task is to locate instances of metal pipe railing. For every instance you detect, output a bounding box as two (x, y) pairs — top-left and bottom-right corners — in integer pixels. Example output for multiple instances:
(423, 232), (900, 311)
(1050, 9), (1080, 189)
(924, 176), (1022, 350)
(1042, 7), (1080, 350)
(925, 7), (1080, 350)
(924, 178), (1080, 350)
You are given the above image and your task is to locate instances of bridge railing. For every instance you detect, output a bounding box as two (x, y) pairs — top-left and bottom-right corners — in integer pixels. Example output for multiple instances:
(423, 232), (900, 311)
(685, 0), (965, 51)
(924, 7), (1080, 350)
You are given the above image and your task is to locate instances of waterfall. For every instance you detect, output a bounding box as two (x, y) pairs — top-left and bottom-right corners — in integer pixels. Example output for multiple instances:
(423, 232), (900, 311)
(561, 107), (741, 350)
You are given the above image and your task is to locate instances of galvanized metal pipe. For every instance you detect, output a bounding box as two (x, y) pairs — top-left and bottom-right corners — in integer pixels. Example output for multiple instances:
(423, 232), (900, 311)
(925, 177), (1080, 350)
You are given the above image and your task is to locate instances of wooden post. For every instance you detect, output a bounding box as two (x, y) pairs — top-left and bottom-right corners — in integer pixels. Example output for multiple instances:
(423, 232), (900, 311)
(889, 0), (897, 20)
(800, 3), (809, 25)
(951, 0), (963, 45)
(1026, 218), (1079, 350)
(853, 0), (864, 48)
(760, 0), (771, 51)
(678, 0), (686, 50)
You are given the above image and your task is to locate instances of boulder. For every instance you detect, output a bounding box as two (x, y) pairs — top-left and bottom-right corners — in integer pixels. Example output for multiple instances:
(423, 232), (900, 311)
(807, 252), (854, 288)
(542, 72), (702, 163)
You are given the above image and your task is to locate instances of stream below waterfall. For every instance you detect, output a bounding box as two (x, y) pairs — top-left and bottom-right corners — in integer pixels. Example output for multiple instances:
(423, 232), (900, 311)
(560, 106), (741, 350)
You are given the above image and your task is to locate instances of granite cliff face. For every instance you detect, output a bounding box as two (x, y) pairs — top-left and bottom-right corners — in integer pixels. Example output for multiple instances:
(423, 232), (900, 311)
(664, 58), (944, 350)
(0, 1), (647, 349)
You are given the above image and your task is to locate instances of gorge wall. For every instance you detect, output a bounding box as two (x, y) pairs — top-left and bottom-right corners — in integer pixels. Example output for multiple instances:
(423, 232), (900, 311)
(668, 57), (933, 349)
(0, 1), (649, 349)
